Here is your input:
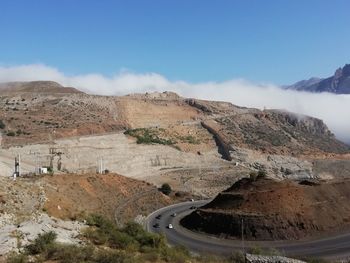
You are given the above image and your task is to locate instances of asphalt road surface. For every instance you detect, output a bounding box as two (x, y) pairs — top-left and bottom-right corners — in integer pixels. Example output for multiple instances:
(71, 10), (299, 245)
(146, 200), (350, 260)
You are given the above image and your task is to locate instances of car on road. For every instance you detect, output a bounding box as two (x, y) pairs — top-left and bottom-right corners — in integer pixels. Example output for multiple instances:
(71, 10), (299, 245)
(171, 213), (177, 217)
(155, 214), (162, 219)
(190, 206), (196, 209)
(167, 224), (173, 229)
(153, 223), (160, 228)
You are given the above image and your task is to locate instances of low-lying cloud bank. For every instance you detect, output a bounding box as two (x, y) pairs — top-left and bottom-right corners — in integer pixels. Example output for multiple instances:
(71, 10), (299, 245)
(1, 64), (349, 144)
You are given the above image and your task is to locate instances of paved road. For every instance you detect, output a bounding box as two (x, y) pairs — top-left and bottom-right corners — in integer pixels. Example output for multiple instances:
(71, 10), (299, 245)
(146, 200), (350, 260)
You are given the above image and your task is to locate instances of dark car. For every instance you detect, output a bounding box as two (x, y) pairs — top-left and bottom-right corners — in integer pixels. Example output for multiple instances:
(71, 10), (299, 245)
(153, 223), (160, 228)
(190, 206), (196, 210)
(155, 214), (162, 219)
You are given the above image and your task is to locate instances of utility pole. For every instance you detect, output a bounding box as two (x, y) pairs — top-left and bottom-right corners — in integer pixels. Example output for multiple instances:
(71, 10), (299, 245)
(98, 157), (104, 174)
(18, 154), (20, 177)
(241, 218), (245, 254)
(14, 154), (20, 180)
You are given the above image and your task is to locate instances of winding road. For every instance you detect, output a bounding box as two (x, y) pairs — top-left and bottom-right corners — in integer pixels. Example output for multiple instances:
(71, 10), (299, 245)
(146, 200), (350, 260)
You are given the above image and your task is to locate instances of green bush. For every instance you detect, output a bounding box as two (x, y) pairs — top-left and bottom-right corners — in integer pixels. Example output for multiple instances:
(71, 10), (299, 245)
(160, 245), (191, 263)
(83, 227), (109, 245)
(9, 214), (229, 263)
(124, 128), (174, 145)
(160, 183), (172, 195)
(108, 230), (136, 249)
(25, 231), (57, 255)
(46, 243), (94, 263)
(123, 221), (164, 249)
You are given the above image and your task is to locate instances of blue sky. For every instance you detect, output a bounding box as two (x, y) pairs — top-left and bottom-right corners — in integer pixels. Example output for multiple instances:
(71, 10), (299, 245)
(0, 0), (349, 84)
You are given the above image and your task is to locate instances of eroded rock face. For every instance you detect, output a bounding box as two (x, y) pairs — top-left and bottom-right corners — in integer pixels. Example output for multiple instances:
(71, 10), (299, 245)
(181, 178), (350, 240)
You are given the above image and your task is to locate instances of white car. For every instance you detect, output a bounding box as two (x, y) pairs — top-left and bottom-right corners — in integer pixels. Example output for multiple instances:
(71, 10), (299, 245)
(168, 224), (173, 229)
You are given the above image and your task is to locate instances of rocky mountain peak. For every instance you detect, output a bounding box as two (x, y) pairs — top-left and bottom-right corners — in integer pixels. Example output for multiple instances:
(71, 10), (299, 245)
(287, 64), (350, 94)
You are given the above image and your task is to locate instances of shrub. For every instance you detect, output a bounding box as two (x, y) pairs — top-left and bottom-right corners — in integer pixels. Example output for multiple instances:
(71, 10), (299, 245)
(0, 120), (5, 129)
(6, 252), (28, 263)
(86, 214), (115, 231)
(25, 231), (57, 255)
(46, 243), (94, 263)
(83, 227), (109, 245)
(160, 183), (172, 195)
(248, 246), (281, 256)
(108, 230), (135, 249)
(249, 172), (258, 181)
(125, 128), (174, 145)
(257, 169), (267, 178)
(94, 250), (127, 263)
(284, 168), (293, 175)
(228, 251), (245, 263)
(160, 245), (191, 263)
(182, 135), (200, 144)
(6, 131), (15, 137)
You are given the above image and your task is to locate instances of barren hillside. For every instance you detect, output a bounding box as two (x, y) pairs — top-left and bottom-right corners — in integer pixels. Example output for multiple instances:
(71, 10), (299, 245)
(1, 81), (350, 195)
(0, 81), (348, 157)
(181, 177), (350, 240)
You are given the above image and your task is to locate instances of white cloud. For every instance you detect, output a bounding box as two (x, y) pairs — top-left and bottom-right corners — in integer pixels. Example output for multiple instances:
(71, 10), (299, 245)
(0, 64), (349, 143)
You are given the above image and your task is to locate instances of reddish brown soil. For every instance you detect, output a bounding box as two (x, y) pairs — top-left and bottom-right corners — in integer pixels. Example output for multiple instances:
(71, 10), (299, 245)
(42, 173), (171, 222)
(181, 178), (350, 240)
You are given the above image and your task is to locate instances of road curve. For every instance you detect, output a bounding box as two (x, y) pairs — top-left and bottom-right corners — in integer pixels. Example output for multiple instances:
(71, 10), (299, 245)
(146, 200), (350, 260)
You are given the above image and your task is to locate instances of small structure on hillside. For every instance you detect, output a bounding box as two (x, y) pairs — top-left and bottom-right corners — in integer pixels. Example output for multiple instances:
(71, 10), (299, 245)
(39, 167), (48, 174)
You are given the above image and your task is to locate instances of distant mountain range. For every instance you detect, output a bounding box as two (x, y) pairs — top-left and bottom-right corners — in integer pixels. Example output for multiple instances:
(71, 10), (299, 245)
(286, 64), (350, 94)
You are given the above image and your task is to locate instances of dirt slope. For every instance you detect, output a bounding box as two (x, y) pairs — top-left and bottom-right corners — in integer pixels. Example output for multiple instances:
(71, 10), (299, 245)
(42, 173), (171, 223)
(181, 177), (350, 240)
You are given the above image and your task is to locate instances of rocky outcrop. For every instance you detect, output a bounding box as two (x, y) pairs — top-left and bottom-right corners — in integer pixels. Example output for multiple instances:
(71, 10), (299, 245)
(246, 254), (306, 263)
(268, 110), (332, 136)
(201, 121), (233, 161)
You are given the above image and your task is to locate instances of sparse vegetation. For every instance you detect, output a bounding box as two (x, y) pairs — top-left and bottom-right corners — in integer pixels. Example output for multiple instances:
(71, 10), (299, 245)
(179, 135), (200, 144)
(248, 246), (281, 256)
(5, 252), (28, 263)
(124, 128), (174, 145)
(25, 231), (57, 254)
(6, 214), (227, 263)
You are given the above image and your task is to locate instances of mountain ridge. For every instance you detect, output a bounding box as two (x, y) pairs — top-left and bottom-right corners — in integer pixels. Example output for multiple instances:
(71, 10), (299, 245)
(287, 64), (350, 94)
